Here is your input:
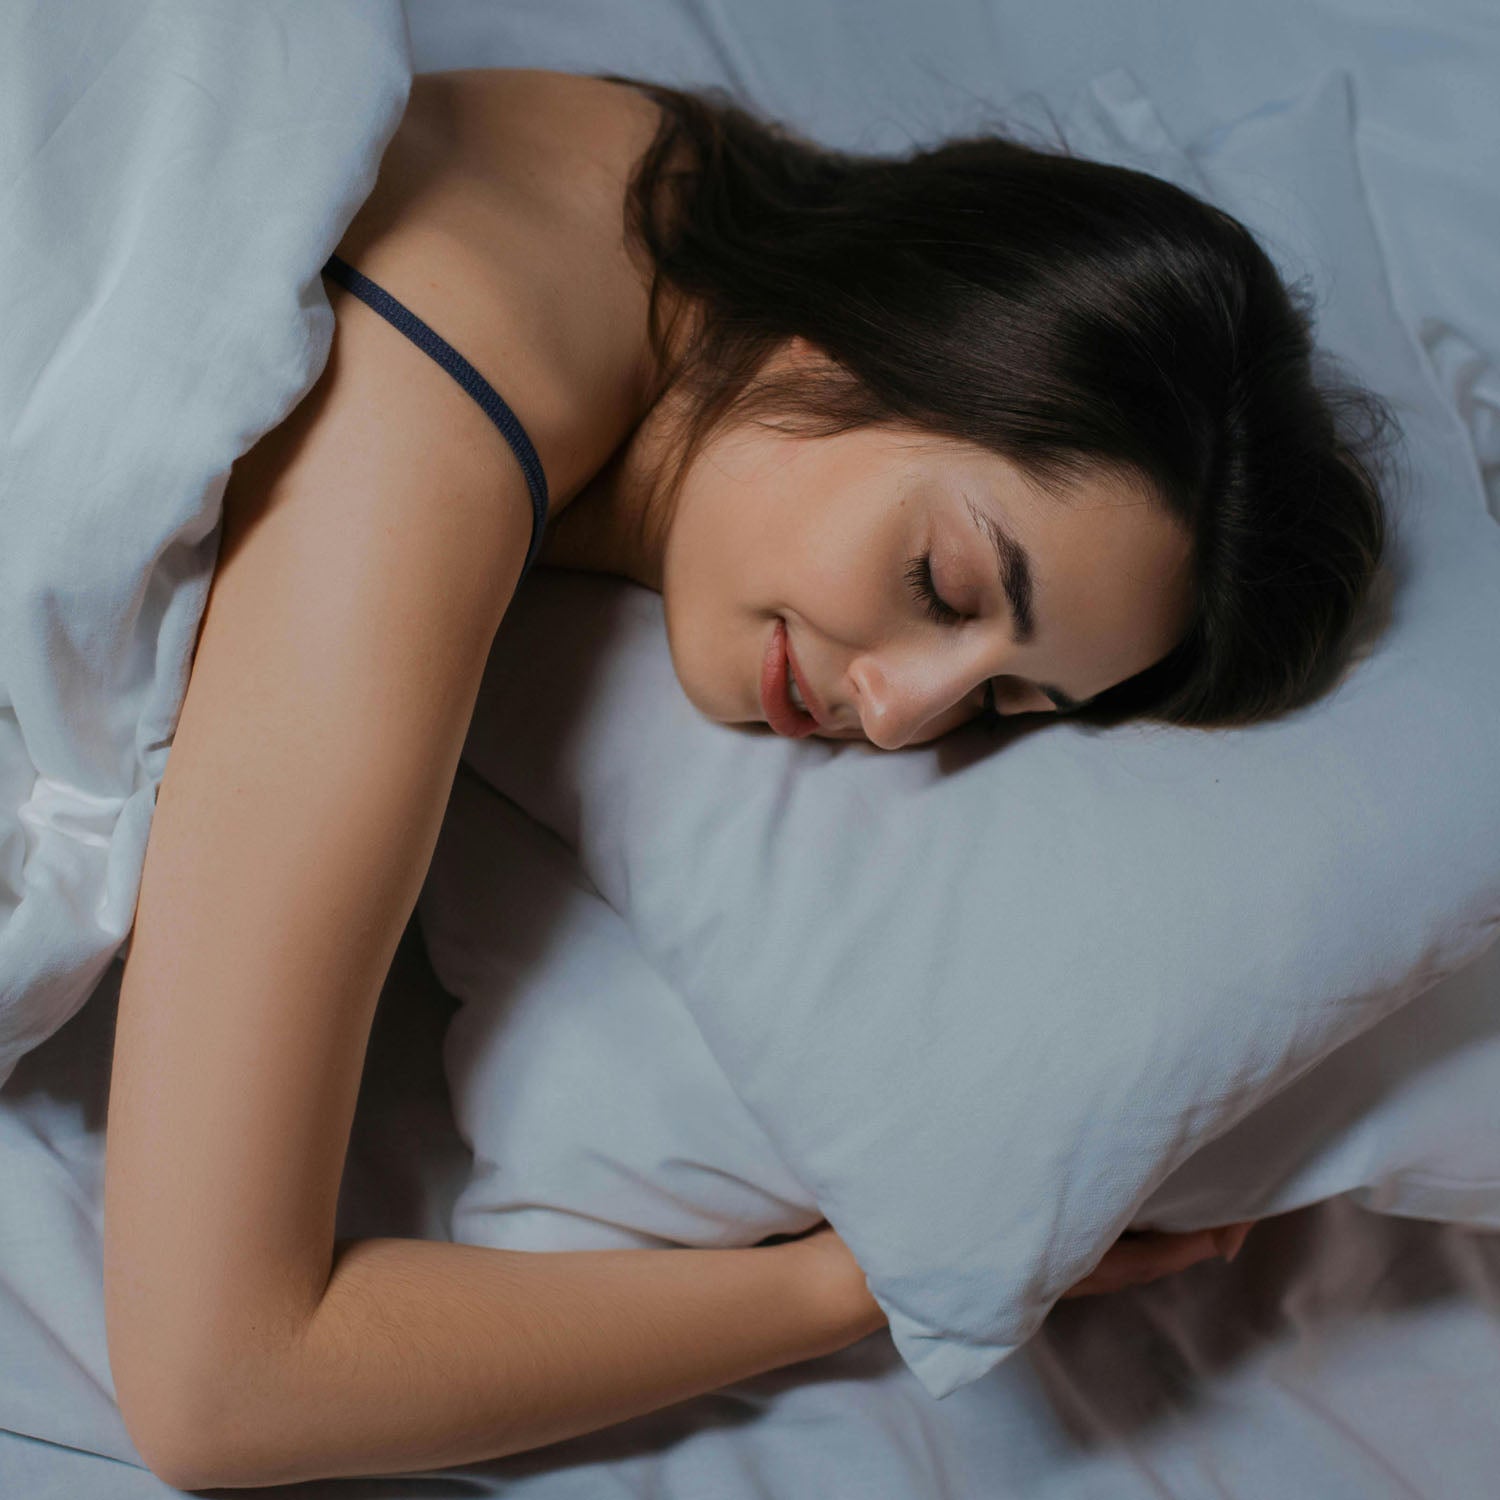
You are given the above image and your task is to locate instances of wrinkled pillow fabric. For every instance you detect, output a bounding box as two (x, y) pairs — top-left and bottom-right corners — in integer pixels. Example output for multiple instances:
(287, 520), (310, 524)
(422, 764), (815, 1253)
(423, 742), (1500, 1266)
(448, 67), (1500, 1400)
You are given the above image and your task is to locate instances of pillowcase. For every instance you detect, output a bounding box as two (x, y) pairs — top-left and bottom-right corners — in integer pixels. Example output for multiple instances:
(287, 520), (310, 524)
(421, 763), (815, 1253)
(1137, 930), (1500, 1230)
(442, 67), (1500, 1400)
(423, 748), (1500, 1262)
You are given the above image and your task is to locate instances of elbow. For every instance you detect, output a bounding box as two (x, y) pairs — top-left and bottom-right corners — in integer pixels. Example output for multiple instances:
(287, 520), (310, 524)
(134, 1433), (218, 1494)
(111, 1339), (274, 1491)
(115, 1370), (224, 1492)
(108, 1298), (211, 1486)
(105, 1263), (315, 1488)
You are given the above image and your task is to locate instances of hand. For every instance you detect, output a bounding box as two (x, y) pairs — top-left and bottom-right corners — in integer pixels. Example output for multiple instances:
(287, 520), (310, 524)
(1061, 1220), (1255, 1300)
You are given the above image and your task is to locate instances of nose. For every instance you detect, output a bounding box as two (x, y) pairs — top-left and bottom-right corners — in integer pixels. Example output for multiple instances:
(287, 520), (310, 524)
(847, 653), (975, 750)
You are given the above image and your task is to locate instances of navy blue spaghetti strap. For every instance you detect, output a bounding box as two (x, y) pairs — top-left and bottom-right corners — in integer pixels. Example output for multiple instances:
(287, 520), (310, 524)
(320, 252), (550, 587)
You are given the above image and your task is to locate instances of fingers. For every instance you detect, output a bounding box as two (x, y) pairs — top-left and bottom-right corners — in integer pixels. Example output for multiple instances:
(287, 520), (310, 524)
(1213, 1220), (1255, 1262)
(1118, 1228), (1225, 1278)
(1060, 1220), (1258, 1301)
(1060, 1227), (1222, 1299)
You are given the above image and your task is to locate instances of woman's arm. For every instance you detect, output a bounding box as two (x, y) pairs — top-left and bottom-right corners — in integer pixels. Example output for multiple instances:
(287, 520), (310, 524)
(103, 284), (880, 1492)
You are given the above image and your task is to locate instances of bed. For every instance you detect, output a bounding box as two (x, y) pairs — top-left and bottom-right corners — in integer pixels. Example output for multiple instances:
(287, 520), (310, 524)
(2, 0), (1498, 1494)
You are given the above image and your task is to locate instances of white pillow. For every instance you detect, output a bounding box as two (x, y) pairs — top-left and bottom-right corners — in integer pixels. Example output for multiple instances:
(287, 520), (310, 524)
(421, 764), (814, 1252)
(443, 68), (1500, 1400)
(423, 750), (1500, 1257)
(1138, 931), (1500, 1231)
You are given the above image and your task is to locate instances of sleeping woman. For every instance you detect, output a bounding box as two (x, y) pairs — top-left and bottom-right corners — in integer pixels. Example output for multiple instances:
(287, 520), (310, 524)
(102, 68), (1387, 1488)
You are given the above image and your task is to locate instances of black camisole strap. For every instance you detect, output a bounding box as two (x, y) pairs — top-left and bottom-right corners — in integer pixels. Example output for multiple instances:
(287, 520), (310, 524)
(319, 252), (550, 588)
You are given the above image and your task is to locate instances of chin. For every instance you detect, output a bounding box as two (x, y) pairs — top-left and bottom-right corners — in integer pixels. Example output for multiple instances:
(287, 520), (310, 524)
(682, 677), (744, 726)
(672, 653), (758, 728)
(659, 617), (718, 723)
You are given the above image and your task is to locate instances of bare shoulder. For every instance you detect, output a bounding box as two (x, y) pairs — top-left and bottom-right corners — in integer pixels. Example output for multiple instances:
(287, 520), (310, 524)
(322, 66), (663, 507)
(218, 278), (532, 631)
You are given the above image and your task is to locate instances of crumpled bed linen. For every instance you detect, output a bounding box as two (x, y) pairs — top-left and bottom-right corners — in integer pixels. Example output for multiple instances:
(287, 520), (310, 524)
(0, 0), (412, 1087)
(7, 922), (1500, 1498)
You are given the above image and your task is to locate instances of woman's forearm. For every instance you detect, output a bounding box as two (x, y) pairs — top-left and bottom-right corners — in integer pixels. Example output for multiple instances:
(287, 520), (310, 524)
(189, 1233), (878, 1488)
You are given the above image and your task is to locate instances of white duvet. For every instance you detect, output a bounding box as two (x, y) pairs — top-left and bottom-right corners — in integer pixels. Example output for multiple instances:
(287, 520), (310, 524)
(0, 0), (410, 1086)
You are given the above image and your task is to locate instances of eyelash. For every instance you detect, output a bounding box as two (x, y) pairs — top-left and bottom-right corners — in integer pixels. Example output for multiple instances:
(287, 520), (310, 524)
(904, 552), (962, 627)
(904, 553), (1001, 728)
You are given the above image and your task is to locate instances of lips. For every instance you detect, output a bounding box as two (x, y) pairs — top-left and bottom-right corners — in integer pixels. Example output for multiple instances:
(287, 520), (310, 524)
(784, 630), (828, 729)
(760, 617), (820, 738)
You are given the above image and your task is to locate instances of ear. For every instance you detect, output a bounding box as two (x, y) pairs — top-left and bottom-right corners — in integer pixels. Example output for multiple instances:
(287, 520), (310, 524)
(746, 334), (834, 388)
(781, 334), (831, 372)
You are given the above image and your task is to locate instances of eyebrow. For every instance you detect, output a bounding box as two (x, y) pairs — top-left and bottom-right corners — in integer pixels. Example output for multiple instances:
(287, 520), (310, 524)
(964, 495), (1092, 714)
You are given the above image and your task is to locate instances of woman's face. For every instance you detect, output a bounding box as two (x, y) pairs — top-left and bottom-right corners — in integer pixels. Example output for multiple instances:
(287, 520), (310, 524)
(656, 409), (1196, 750)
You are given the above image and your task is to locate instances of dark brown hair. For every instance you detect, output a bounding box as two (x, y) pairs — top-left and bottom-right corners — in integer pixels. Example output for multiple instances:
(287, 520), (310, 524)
(602, 75), (1399, 730)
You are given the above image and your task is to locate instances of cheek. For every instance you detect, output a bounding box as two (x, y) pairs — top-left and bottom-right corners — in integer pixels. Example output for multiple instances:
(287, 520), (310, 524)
(658, 585), (722, 720)
(659, 532), (758, 721)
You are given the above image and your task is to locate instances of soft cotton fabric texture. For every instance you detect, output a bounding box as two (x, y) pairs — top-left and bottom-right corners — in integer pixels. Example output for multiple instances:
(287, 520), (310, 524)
(0, 0), (411, 1087)
(14, 923), (1500, 1497)
(422, 766), (814, 1251)
(423, 748), (1500, 1255)
(444, 69), (1500, 1400)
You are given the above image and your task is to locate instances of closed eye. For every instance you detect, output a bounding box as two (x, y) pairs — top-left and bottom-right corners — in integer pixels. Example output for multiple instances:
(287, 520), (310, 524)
(905, 553), (1003, 727)
(904, 552), (964, 627)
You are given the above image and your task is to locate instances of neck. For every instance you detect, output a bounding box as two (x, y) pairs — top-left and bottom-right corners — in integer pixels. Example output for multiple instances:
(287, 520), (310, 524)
(535, 288), (699, 592)
(534, 389), (681, 592)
